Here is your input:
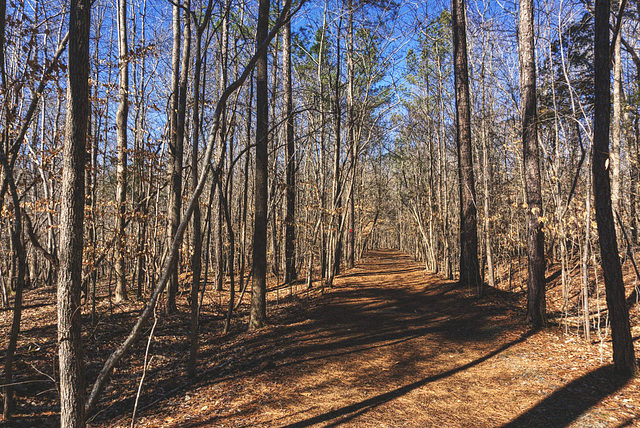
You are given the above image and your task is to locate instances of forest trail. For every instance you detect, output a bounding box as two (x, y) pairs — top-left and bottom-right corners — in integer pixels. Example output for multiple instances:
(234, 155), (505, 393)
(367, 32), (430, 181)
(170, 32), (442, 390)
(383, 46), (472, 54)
(117, 250), (640, 428)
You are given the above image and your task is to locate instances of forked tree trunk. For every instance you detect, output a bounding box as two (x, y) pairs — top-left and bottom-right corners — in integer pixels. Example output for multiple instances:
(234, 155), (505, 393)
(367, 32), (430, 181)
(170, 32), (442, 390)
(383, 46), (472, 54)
(519, 0), (546, 327)
(451, 0), (481, 293)
(58, 0), (90, 425)
(593, 0), (637, 375)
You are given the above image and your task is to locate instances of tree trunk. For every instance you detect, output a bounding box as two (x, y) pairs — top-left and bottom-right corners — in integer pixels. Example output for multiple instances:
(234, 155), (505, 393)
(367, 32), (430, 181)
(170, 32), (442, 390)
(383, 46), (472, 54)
(283, 15), (297, 284)
(114, 0), (129, 303)
(1, 0), (25, 415)
(329, 15), (343, 287)
(612, 18), (622, 218)
(452, 0), (481, 293)
(215, 0), (229, 293)
(58, 0), (90, 425)
(593, 0), (637, 375)
(480, 53), (494, 288)
(632, 115), (639, 244)
(519, 0), (546, 327)
(346, 0), (355, 270)
(166, 0), (182, 314)
(187, 0), (202, 380)
(583, 166), (592, 343)
(249, 0), (270, 330)
(1, 162), (26, 421)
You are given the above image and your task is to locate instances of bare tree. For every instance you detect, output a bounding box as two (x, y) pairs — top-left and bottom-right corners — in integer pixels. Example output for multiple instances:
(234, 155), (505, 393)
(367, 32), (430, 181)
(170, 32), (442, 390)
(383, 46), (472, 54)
(58, 0), (90, 425)
(166, 0), (182, 314)
(114, 0), (129, 303)
(452, 0), (481, 293)
(519, 0), (546, 327)
(284, 12), (297, 284)
(249, 0), (271, 330)
(593, 0), (637, 375)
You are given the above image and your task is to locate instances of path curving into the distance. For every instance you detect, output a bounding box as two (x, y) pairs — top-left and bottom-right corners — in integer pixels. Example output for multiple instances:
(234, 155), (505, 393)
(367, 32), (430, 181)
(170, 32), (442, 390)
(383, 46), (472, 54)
(124, 250), (639, 428)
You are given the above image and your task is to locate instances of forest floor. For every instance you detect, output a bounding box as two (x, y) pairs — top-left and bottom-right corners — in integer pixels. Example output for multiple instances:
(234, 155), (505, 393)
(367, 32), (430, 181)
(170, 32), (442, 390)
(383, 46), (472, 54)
(2, 249), (640, 427)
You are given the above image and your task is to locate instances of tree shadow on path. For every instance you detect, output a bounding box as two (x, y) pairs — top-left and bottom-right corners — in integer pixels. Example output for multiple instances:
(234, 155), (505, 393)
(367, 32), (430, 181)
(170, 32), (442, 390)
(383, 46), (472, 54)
(501, 365), (632, 427)
(282, 330), (535, 428)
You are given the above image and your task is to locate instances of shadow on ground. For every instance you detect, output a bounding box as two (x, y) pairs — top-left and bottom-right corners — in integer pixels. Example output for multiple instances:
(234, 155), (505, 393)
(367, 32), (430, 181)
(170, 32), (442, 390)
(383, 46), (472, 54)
(6, 250), (634, 428)
(502, 365), (632, 427)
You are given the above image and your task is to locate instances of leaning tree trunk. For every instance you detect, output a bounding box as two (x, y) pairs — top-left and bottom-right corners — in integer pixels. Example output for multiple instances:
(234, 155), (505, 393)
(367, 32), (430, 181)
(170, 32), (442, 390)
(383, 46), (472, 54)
(114, 0), (129, 303)
(58, 0), (90, 425)
(519, 0), (546, 327)
(593, 0), (637, 375)
(249, 0), (270, 330)
(452, 0), (481, 293)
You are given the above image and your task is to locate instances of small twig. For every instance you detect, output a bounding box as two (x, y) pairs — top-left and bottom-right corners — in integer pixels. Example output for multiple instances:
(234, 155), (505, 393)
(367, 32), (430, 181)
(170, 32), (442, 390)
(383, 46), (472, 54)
(131, 307), (158, 428)
(26, 361), (57, 388)
(0, 380), (44, 388)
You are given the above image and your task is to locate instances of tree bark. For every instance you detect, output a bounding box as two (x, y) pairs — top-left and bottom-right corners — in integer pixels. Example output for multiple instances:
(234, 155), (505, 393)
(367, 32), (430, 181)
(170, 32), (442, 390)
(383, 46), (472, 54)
(329, 15), (343, 287)
(166, 0), (182, 314)
(0, 156), (26, 420)
(114, 0), (129, 303)
(347, 0), (355, 270)
(283, 15), (297, 284)
(612, 11), (622, 217)
(58, 0), (90, 425)
(519, 0), (546, 327)
(249, 0), (270, 330)
(187, 0), (202, 379)
(593, 0), (637, 375)
(452, 0), (481, 293)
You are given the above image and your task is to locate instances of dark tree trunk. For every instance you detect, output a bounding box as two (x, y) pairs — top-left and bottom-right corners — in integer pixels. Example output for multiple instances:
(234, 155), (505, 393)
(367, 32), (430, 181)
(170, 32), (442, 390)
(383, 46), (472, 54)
(452, 0), (481, 293)
(283, 16), (297, 284)
(0, 0), (26, 418)
(593, 0), (637, 375)
(519, 0), (546, 327)
(58, 0), (90, 425)
(249, 0), (270, 330)
(1, 155), (26, 421)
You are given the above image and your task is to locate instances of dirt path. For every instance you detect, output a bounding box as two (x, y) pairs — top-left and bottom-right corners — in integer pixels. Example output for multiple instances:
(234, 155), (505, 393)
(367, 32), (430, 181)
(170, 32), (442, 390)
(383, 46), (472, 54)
(114, 250), (639, 428)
